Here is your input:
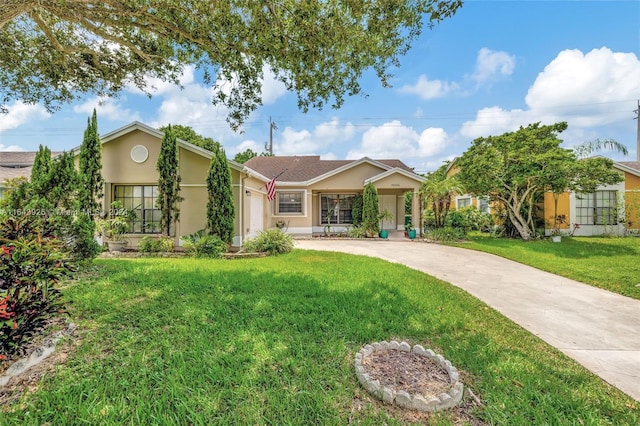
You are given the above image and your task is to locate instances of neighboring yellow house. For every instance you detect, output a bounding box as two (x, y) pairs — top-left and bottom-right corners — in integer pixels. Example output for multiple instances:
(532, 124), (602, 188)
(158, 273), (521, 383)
(543, 161), (640, 236)
(244, 155), (424, 236)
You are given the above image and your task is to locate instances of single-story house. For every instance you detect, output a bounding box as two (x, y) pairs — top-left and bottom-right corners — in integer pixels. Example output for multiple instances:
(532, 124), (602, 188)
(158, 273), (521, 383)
(243, 155), (424, 237)
(2, 121), (425, 246)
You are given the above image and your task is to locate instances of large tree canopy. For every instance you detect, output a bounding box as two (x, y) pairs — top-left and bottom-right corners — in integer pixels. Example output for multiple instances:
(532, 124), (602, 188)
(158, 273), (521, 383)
(0, 1), (462, 127)
(457, 122), (624, 240)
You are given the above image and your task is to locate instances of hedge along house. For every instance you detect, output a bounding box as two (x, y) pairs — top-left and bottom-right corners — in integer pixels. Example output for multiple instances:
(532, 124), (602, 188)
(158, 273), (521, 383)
(71, 121), (246, 248)
(542, 161), (640, 236)
(242, 156), (425, 236)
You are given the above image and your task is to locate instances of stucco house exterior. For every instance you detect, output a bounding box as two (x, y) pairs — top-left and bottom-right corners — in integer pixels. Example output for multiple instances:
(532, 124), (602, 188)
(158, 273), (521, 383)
(542, 161), (640, 236)
(94, 122), (425, 246)
(243, 155), (424, 237)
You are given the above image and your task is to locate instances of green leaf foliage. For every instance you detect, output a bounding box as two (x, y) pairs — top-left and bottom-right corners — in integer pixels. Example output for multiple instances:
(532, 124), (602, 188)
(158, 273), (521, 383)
(0, 216), (76, 359)
(158, 124), (219, 152)
(243, 229), (294, 255)
(233, 149), (258, 164)
(156, 125), (183, 236)
(78, 109), (104, 216)
(0, 1), (462, 129)
(362, 182), (379, 236)
(206, 144), (235, 244)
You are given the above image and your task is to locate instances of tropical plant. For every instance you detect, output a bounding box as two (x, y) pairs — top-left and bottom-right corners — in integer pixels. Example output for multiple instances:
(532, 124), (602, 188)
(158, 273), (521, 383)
(243, 229), (294, 255)
(419, 163), (463, 229)
(378, 209), (393, 230)
(182, 233), (227, 258)
(206, 143), (235, 244)
(96, 201), (135, 243)
(0, 216), (75, 360)
(362, 183), (379, 237)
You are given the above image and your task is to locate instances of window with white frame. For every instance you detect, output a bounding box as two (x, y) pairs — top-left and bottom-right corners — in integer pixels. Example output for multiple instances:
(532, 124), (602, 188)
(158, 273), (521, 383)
(320, 194), (355, 224)
(478, 197), (490, 213)
(277, 191), (304, 214)
(575, 191), (618, 225)
(456, 197), (471, 209)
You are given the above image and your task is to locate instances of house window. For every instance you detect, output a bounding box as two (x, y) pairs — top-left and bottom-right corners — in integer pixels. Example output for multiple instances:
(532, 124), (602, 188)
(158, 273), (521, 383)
(456, 197), (471, 209)
(277, 191), (303, 214)
(575, 191), (618, 225)
(321, 194), (355, 224)
(114, 185), (161, 233)
(478, 197), (490, 213)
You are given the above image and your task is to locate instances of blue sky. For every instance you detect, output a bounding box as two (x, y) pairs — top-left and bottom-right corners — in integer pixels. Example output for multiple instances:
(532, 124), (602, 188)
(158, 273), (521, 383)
(1, 0), (639, 173)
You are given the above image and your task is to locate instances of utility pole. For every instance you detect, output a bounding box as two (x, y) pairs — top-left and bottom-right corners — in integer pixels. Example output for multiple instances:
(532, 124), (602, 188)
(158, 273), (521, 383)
(264, 117), (277, 156)
(635, 100), (639, 161)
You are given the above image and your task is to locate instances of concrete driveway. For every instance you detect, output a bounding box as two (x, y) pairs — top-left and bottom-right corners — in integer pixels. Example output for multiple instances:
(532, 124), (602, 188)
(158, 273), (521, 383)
(295, 238), (640, 401)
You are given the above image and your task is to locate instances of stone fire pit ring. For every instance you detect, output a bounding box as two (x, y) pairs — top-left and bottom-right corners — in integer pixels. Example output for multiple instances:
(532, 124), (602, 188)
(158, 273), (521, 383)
(355, 340), (464, 412)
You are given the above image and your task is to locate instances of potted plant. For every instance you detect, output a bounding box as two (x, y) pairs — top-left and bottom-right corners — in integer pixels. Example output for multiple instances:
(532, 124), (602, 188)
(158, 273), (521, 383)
(406, 224), (417, 240)
(97, 201), (136, 252)
(548, 213), (567, 243)
(378, 209), (393, 239)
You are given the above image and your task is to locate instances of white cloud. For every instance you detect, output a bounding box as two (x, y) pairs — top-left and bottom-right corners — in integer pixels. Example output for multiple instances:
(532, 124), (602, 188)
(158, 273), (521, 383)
(73, 96), (141, 122)
(0, 102), (50, 133)
(226, 139), (265, 157)
(347, 120), (450, 161)
(260, 66), (288, 104)
(471, 48), (516, 84)
(459, 47), (640, 139)
(399, 75), (460, 100)
(525, 47), (640, 126)
(0, 144), (26, 152)
(276, 118), (356, 155)
(126, 65), (196, 96)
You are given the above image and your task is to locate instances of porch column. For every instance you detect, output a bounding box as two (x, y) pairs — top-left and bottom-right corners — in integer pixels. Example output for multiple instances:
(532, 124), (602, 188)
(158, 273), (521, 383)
(412, 189), (421, 236)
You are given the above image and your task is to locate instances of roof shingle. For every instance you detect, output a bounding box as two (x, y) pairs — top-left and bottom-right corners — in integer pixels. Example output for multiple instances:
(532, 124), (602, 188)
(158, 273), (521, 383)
(244, 156), (413, 182)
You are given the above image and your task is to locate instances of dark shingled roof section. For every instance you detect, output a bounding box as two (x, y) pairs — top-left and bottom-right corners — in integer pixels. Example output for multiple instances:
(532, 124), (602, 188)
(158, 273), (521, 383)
(0, 151), (38, 167)
(244, 156), (414, 182)
(0, 165), (33, 181)
(618, 161), (640, 173)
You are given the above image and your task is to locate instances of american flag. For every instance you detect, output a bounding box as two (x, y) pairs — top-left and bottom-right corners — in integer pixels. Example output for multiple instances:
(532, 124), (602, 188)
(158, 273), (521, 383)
(266, 178), (277, 201)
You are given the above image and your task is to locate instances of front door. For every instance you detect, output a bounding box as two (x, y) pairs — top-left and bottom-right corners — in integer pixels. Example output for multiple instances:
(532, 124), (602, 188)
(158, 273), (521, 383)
(379, 195), (396, 230)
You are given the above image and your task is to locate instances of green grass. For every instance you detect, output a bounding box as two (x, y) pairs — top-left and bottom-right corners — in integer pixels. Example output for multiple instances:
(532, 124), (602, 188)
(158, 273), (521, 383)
(3, 253), (638, 425)
(453, 234), (640, 300)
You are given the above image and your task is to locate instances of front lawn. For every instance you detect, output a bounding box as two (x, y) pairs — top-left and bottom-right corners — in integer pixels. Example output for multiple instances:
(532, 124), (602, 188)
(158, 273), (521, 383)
(3, 253), (637, 424)
(454, 234), (640, 300)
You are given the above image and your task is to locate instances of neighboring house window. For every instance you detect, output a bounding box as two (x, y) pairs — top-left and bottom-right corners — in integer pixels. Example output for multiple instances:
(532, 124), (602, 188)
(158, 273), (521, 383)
(478, 197), (490, 213)
(456, 197), (471, 209)
(321, 194), (355, 224)
(114, 185), (161, 233)
(575, 191), (618, 225)
(277, 191), (304, 214)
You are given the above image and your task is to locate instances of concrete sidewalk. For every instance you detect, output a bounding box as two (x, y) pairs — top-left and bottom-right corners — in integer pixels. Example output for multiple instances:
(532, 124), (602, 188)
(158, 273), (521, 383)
(295, 239), (640, 401)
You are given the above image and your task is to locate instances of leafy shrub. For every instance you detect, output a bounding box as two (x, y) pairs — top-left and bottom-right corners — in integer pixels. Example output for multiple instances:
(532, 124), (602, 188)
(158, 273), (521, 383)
(182, 230), (227, 257)
(347, 226), (366, 238)
(138, 236), (175, 253)
(456, 206), (494, 231)
(424, 227), (466, 242)
(0, 216), (75, 360)
(244, 229), (294, 255)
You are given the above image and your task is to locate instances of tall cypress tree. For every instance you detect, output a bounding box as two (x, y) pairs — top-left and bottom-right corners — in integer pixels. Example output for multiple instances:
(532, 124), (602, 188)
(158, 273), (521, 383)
(30, 144), (52, 196)
(79, 109), (104, 217)
(206, 143), (235, 244)
(156, 125), (182, 236)
(362, 182), (380, 237)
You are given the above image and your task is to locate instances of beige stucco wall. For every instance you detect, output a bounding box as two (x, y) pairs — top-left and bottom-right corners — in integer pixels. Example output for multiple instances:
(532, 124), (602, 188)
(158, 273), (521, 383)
(100, 129), (244, 247)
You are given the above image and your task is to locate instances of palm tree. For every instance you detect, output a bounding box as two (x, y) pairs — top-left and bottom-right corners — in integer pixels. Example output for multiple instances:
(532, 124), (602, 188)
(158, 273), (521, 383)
(420, 175), (464, 228)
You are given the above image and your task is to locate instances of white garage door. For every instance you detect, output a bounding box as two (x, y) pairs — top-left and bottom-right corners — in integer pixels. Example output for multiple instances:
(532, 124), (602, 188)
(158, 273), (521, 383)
(249, 194), (264, 238)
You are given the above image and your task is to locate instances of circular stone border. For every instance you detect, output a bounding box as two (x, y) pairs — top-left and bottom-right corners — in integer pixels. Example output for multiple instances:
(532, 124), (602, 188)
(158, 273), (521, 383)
(355, 340), (464, 412)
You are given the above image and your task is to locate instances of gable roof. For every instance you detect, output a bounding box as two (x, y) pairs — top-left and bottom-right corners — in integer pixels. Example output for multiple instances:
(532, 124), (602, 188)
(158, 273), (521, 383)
(615, 161), (640, 178)
(72, 121), (244, 172)
(244, 155), (415, 184)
